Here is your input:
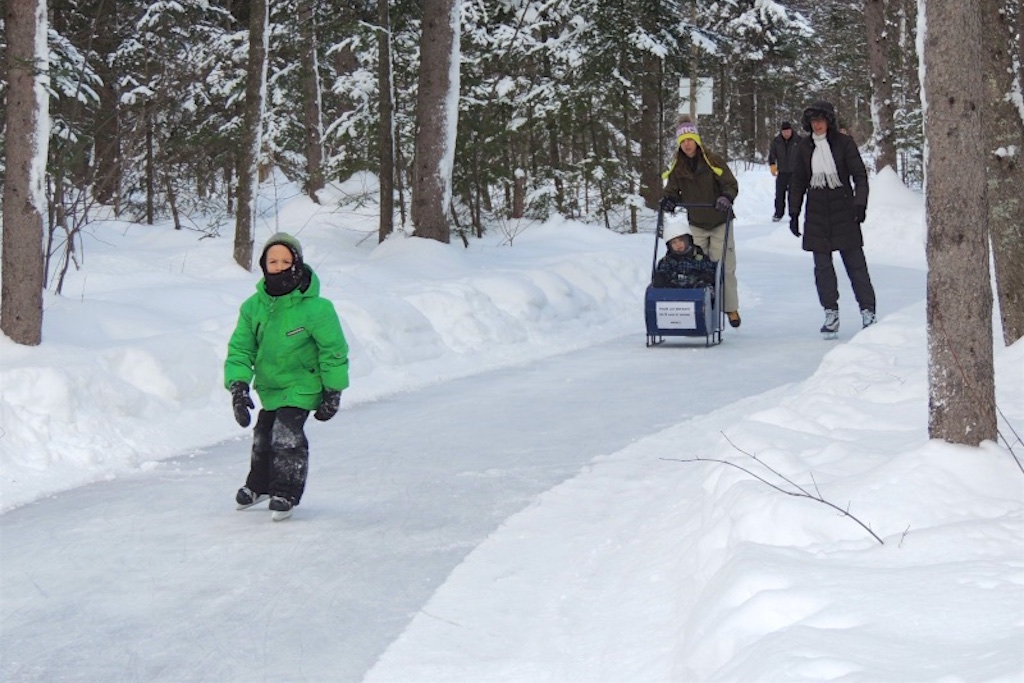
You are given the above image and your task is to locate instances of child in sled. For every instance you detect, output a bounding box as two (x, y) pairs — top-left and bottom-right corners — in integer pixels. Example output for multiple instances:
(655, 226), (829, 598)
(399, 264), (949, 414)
(652, 224), (718, 290)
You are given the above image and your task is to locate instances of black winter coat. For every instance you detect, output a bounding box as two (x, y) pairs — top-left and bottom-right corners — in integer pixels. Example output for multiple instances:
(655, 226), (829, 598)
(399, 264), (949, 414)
(768, 133), (797, 173)
(789, 131), (869, 253)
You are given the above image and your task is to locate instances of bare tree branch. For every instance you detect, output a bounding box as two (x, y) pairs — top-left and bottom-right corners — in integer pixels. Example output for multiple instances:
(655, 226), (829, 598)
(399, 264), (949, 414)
(663, 432), (886, 545)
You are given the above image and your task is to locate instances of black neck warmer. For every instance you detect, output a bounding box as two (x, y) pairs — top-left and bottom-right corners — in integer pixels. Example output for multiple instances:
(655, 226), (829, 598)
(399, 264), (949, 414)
(263, 264), (310, 297)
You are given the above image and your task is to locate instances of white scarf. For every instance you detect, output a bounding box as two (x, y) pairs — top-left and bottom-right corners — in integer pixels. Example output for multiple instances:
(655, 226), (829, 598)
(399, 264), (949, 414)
(810, 132), (842, 189)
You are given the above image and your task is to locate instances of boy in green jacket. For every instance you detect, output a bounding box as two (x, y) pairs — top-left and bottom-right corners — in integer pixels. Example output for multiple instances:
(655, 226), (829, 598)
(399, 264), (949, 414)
(225, 233), (349, 521)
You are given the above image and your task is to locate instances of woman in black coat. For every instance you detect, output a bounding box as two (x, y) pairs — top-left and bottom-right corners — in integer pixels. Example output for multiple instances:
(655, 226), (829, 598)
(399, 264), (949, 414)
(789, 100), (877, 336)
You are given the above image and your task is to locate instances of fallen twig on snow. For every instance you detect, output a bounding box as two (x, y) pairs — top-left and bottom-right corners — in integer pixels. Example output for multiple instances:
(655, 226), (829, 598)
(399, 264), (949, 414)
(663, 432), (886, 545)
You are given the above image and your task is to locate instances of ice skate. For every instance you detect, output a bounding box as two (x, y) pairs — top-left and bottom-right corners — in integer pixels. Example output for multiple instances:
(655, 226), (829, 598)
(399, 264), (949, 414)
(236, 486), (270, 510)
(269, 496), (294, 522)
(821, 309), (839, 340)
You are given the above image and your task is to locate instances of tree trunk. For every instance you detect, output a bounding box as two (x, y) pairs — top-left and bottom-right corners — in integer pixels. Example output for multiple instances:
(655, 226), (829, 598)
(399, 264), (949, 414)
(394, 120), (408, 227)
(411, 0), (460, 243)
(546, 119), (564, 213)
(164, 174), (181, 231)
(299, 0), (324, 202)
(639, 51), (662, 211)
(1, 0), (48, 346)
(922, 0), (997, 445)
(689, 0), (698, 120)
(865, 0), (898, 172)
(736, 66), (757, 161)
(92, 0), (121, 207)
(512, 167), (525, 219)
(234, 0), (268, 270)
(377, 0), (395, 243)
(145, 98), (154, 225)
(981, 0), (1024, 346)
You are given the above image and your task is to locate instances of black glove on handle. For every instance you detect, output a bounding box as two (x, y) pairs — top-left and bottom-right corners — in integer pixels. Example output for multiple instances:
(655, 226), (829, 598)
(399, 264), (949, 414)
(715, 195), (732, 213)
(314, 389), (342, 422)
(789, 216), (801, 237)
(659, 196), (677, 213)
(230, 381), (255, 427)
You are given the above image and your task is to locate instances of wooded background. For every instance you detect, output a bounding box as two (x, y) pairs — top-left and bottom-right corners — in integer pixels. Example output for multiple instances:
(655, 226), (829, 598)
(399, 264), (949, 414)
(2, 1), (1022, 445)
(0, 0), (952, 239)
(1, 0), (1022, 446)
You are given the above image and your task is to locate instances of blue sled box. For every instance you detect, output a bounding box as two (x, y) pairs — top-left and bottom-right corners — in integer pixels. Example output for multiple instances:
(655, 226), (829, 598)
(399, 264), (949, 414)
(644, 286), (720, 346)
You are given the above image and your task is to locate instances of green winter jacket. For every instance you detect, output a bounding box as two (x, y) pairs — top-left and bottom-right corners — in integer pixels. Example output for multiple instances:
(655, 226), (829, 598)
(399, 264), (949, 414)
(224, 265), (349, 411)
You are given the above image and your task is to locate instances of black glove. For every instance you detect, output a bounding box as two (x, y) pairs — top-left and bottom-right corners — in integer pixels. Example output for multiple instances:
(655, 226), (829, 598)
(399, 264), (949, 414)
(659, 196), (677, 213)
(853, 205), (866, 223)
(314, 389), (342, 422)
(715, 195), (733, 213)
(789, 216), (801, 237)
(229, 381), (255, 427)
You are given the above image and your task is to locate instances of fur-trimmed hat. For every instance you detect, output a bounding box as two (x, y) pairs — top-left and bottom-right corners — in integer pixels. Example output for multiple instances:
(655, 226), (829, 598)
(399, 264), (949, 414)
(801, 101), (837, 132)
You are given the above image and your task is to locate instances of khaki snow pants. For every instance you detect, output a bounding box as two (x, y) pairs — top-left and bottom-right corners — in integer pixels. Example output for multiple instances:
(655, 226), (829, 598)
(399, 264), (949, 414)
(689, 221), (739, 313)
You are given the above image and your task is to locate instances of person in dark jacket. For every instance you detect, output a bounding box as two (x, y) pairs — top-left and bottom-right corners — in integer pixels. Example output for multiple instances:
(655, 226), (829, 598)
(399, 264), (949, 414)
(652, 223), (717, 289)
(789, 101), (876, 336)
(767, 121), (797, 221)
(224, 233), (350, 520)
(660, 114), (742, 327)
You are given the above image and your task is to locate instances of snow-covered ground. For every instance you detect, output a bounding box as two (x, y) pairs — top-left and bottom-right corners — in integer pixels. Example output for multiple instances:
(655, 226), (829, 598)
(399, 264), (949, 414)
(1, 167), (1021, 682)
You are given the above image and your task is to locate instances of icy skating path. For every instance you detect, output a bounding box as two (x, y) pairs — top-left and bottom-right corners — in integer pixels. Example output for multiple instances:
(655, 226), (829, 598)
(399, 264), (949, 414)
(0, 259), (924, 683)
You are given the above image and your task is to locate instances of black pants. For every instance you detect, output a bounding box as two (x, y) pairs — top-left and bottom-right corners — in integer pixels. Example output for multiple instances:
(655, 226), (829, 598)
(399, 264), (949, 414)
(774, 172), (793, 218)
(813, 248), (876, 313)
(246, 407), (310, 505)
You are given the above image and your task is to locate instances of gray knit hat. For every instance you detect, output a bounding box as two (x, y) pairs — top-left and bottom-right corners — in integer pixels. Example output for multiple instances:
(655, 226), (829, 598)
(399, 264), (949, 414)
(259, 232), (303, 271)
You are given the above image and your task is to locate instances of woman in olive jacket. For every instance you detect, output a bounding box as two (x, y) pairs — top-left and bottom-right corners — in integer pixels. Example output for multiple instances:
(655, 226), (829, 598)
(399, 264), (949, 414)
(661, 114), (742, 327)
(789, 101), (876, 335)
(225, 233), (349, 520)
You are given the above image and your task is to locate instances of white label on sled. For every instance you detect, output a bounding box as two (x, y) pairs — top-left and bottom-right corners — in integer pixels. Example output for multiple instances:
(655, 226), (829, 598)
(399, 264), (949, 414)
(655, 301), (697, 329)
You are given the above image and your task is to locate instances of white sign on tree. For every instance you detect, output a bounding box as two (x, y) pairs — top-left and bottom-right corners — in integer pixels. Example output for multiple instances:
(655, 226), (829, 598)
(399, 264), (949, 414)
(679, 78), (714, 116)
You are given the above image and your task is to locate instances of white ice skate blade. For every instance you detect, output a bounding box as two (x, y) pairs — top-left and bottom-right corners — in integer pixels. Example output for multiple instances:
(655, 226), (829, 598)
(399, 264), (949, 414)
(271, 509), (293, 522)
(822, 332), (839, 340)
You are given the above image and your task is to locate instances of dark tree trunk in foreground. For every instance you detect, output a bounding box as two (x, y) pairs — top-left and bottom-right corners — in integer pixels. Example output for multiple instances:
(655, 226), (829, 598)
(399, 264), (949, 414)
(922, 0), (997, 445)
(2, 0), (48, 346)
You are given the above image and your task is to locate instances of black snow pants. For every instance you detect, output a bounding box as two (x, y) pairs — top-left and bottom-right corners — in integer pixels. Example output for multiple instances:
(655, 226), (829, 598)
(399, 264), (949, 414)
(246, 407), (311, 505)
(774, 172), (793, 218)
(813, 247), (876, 313)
